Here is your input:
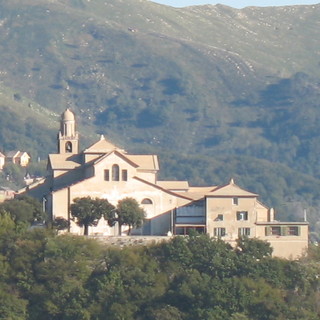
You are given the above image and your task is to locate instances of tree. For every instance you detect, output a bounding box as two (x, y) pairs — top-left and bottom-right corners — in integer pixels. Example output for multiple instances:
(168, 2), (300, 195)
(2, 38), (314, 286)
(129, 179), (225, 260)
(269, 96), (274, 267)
(52, 216), (70, 232)
(236, 237), (273, 260)
(70, 197), (114, 235)
(145, 305), (184, 320)
(0, 196), (44, 225)
(0, 211), (15, 236)
(29, 235), (101, 320)
(93, 197), (115, 226)
(0, 284), (28, 320)
(2, 163), (26, 188)
(115, 197), (145, 235)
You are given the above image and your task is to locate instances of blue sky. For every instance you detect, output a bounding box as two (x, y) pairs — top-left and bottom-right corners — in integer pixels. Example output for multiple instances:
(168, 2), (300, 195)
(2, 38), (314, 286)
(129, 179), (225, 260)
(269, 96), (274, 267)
(151, 0), (319, 8)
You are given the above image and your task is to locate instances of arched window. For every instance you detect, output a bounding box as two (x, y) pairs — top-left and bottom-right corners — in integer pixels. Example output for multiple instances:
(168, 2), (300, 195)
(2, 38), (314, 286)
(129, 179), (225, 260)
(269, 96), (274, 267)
(112, 164), (120, 181)
(65, 141), (72, 153)
(141, 198), (153, 205)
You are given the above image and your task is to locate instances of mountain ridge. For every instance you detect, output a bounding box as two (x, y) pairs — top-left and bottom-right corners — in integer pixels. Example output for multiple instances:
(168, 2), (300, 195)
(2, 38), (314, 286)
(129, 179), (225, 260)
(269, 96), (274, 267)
(1, 0), (320, 233)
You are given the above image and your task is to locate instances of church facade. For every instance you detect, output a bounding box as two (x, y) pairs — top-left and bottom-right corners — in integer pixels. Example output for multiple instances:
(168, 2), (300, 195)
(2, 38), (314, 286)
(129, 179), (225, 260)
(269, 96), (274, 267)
(22, 109), (308, 259)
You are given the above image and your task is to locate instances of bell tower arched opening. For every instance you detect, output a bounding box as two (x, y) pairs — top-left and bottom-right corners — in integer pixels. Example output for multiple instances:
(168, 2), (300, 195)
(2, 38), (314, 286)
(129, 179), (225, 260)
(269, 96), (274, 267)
(58, 108), (79, 154)
(65, 141), (73, 153)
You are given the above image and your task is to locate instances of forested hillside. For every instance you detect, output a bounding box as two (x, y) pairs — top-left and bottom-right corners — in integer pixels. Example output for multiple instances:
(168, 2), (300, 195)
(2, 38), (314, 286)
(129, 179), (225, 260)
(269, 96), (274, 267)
(1, 219), (320, 320)
(0, 0), (320, 233)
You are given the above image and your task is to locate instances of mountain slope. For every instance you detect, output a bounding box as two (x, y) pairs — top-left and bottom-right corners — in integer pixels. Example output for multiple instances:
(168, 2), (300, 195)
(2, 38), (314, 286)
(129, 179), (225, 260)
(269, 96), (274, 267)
(1, 0), (320, 230)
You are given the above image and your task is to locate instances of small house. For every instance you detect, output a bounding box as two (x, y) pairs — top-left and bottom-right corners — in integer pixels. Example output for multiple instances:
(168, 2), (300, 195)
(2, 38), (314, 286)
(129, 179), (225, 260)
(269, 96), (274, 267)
(0, 152), (5, 170)
(6, 151), (31, 167)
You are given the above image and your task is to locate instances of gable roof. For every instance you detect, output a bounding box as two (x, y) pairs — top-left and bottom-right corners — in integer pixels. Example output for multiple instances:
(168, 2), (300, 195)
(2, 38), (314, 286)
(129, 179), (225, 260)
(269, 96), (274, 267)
(93, 150), (140, 168)
(48, 154), (82, 170)
(156, 181), (189, 191)
(6, 151), (20, 158)
(0, 152), (5, 158)
(6, 151), (30, 159)
(126, 155), (159, 171)
(92, 150), (159, 171)
(133, 176), (193, 201)
(207, 179), (258, 197)
(174, 186), (217, 201)
(83, 135), (125, 154)
(17, 151), (30, 158)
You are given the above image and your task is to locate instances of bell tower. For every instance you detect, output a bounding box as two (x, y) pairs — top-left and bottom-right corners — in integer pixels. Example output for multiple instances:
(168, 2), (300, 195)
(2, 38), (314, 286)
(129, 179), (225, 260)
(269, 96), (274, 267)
(58, 108), (79, 154)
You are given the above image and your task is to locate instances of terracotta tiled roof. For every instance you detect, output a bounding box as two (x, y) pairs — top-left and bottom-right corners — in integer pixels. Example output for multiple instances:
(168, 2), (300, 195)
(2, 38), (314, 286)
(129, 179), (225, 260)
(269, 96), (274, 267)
(17, 152), (30, 158)
(133, 176), (193, 200)
(93, 150), (140, 168)
(83, 135), (125, 153)
(6, 151), (20, 158)
(48, 154), (82, 170)
(188, 186), (217, 193)
(6, 151), (30, 159)
(207, 179), (258, 197)
(126, 155), (159, 171)
(174, 187), (216, 201)
(92, 150), (159, 171)
(156, 181), (189, 190)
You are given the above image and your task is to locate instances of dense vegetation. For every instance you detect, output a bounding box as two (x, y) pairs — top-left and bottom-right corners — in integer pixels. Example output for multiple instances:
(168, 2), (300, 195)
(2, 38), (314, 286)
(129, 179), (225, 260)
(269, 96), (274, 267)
(1, 214), (320, 320)
(0, 162), (47, 190)
(0, 1), (320, 232)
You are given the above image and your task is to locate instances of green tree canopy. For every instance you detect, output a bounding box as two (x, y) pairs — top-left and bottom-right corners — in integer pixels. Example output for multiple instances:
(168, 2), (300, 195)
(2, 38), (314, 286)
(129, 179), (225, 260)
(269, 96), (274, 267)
(2, 163), (26, 188)
(52, 216), (70, 232)
(236, 236), (273, 259)
(116, 197), (146, 235)
(0, 283), (28, 320)
(0, 196), (44, 225)
(70, 197), (114, 235)
(0, 211), (16, 236)
(0, 227), (320, 319)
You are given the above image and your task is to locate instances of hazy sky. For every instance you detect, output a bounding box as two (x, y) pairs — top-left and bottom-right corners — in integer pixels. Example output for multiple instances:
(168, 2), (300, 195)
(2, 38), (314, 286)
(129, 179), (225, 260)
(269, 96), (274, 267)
(151, 0), (319, 8)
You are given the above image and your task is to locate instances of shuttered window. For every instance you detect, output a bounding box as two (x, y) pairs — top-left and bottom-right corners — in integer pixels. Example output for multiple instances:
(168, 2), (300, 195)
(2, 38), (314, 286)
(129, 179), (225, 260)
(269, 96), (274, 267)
(214, 227), (226, 237)
(238, 227), (250, 237)
(265, 226), (300, 236)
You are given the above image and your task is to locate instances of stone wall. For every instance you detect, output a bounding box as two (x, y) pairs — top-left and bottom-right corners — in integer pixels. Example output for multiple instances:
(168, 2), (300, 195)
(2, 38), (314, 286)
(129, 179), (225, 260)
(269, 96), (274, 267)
(89, 235), (172, 247)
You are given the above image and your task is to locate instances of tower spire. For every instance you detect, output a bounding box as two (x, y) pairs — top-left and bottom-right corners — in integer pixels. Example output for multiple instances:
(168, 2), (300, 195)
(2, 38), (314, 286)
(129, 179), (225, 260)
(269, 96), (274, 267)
(57, 108), (79, 154)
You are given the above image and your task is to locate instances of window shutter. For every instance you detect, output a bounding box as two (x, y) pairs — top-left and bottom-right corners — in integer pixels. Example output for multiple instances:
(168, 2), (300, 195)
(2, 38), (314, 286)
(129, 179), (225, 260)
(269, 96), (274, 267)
(297, 226), (301, 236)
(265, 226), (270, 236)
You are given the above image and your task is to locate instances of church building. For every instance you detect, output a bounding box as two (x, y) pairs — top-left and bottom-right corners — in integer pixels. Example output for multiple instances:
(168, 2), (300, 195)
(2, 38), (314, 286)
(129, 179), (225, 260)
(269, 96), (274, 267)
(22, 109), (308, 259)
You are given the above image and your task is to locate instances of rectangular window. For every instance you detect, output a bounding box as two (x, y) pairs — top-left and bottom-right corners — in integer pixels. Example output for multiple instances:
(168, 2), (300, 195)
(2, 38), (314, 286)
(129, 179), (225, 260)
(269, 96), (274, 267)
(233, 197), (239, 205)
(175, 227), (185, 235)
(214, 227), (226, 237)
(215, 214), (224, 221)
(237, 211), (248, 221)
(265, 226), (300, 236)
(271, 226), (281, 235)
(238, 227), (250, 237)
(287, 226), (299, 236)
(266, 226), (282, 236)
(112, 164), (120, 181)
(104, 169), (110, 181)
(122, 169), (128, 181)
